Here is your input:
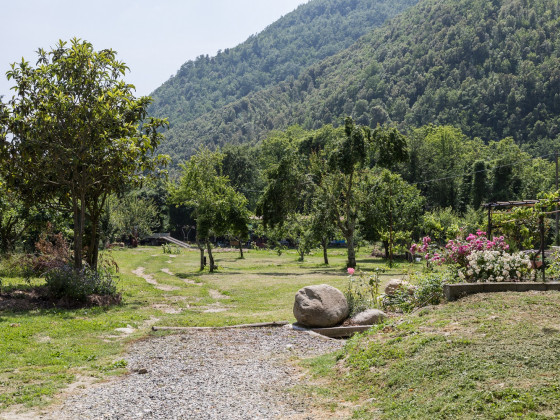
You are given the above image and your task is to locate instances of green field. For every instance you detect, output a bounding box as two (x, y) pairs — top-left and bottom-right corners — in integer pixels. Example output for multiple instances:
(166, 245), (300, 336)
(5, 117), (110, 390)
(3, 246), (559, 419)
(0, 245), (403, 413)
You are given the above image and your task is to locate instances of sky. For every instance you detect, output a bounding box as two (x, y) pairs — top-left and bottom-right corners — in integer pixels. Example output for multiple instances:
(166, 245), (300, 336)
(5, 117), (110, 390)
(0, 0), (309, 98)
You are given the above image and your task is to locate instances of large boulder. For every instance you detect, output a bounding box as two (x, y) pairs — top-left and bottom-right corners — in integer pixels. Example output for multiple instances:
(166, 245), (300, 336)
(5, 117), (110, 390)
(293, 284), (349, 328)
(350, 309), (386, 325)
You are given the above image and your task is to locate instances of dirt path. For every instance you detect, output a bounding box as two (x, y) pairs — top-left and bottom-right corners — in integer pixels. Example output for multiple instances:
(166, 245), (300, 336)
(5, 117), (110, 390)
(2, 328), (346, 420)
(131, 267), (181, 292)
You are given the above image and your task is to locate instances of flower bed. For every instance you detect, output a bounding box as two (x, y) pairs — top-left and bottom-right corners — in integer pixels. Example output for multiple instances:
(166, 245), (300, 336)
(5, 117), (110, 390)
(411, 230), (535, 283)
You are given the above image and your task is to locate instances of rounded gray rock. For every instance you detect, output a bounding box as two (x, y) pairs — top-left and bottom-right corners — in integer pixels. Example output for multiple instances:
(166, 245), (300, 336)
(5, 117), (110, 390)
(293, 284), (349, 328)
(350, 309), (387, 325)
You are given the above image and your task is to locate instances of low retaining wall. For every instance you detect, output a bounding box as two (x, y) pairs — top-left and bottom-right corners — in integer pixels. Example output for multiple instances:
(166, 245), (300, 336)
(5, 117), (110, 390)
(290, 323), (373, 338)
(444, 282), (560, 301)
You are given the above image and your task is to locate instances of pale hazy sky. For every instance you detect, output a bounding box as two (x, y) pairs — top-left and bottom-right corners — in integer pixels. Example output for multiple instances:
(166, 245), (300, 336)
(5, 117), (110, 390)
(0, 0), (309, 98)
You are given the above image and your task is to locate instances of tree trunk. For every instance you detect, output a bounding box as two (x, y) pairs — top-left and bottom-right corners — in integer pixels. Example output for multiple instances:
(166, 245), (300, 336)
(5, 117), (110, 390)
(86, 215), (99, 270)
(322, 238), (329, 265)
(198, 242), (205, 271)
(238, 240), (244, 259)
(85, 193), (108, 271)
(383, 240), (389, 259)
(73, 194), (84, 270)
(346, 233), (356, 268)
(206, 240), (215, 273)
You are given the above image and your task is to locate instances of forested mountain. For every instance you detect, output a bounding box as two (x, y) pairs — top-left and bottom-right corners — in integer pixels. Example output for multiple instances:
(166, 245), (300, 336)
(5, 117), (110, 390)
(149, 0), (419, 162)
(160, 0), (560, 164)
(149, 0), (418, 129)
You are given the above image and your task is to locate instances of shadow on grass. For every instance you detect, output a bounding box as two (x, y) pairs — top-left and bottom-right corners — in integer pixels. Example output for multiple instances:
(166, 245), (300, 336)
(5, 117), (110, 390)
(307, 269), (351, 276)
(0, 285), (122, 314)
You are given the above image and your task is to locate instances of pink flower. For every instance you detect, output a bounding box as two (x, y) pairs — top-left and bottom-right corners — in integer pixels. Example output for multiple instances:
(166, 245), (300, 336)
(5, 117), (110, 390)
(347, 268), (355, 275)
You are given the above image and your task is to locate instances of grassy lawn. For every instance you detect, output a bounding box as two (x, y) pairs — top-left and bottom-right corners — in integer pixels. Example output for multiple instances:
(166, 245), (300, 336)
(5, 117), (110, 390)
(3, 245), (560, 418)
(302, 291), (560, 419)
(0, 245), (404, 413)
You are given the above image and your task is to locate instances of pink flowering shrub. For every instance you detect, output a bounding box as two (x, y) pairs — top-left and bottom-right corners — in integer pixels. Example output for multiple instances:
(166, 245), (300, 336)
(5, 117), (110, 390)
(410, 236), (440, 264)
(444, 231), (509, 267)
(411, 230), (534, 282)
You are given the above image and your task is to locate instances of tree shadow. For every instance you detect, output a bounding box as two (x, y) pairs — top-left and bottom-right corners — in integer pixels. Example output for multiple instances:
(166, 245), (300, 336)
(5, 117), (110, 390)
(0, 286), (121, 313)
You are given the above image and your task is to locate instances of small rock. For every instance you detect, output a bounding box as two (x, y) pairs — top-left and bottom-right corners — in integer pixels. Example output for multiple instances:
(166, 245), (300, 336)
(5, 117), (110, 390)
(293, 284), (349, 328)
(385, 279), (415, 296)
(350, 309), (386, 325)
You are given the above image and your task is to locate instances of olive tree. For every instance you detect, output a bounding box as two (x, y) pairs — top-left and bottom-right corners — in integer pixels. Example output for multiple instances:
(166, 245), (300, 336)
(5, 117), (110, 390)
(2, 39), (168, 270)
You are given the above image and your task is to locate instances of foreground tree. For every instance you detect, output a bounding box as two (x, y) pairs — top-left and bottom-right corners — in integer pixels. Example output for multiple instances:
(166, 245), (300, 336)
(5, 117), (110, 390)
(2, 39), (168, 270)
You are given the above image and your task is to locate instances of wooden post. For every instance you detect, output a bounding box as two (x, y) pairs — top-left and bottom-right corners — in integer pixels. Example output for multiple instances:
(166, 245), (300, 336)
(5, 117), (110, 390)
(487, 206), (492, 239)
(540, 215), (546, 282)
(554, 150), (560, 246)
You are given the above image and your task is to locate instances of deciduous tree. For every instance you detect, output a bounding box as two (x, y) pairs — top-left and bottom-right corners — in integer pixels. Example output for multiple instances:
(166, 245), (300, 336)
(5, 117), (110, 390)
(170, 148), (250, 272)
(2, 39), (168, 270)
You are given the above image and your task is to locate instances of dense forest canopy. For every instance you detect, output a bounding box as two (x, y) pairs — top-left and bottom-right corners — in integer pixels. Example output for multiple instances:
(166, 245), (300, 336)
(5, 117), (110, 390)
(159, 0), (560, 165)
(149, 0), (419, 163)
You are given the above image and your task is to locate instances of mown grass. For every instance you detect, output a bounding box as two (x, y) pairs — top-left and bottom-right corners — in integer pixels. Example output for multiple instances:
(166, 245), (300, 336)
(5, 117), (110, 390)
(302, 292), (560, 419)
(0, 245), (405, 413)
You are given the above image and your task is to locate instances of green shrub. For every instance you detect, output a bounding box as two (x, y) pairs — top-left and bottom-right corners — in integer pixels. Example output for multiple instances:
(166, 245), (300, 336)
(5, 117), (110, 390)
(45, 265), (118, 301)
(0, 254), (36, 280)
(162, 243), (181, 254)
(383, 270), (451, 313)
(344, 268), (384, 316)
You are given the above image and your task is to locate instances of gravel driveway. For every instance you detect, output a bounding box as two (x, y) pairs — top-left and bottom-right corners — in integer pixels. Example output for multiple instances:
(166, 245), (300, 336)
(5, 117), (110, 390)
(47, 327), (345, 420)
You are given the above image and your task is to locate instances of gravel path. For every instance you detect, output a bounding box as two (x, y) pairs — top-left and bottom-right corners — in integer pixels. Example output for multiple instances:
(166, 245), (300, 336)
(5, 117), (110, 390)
(49, 327), (345, 420)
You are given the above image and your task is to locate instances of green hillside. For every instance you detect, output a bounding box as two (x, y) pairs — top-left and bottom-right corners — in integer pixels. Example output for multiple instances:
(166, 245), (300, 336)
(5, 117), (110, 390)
(149, 0), (418, 127)
(148, 0), (419, 162)
(161, 0), (560, 163)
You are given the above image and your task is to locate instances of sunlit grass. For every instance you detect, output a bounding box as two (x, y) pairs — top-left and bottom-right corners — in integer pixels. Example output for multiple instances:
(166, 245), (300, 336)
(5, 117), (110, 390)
(301, 292), (560, 419)
(0, 245), (408, 411)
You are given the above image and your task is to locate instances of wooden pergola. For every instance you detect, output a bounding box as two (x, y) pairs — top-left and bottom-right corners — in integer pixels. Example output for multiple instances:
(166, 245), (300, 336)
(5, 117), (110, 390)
(482, 199), (560, 281)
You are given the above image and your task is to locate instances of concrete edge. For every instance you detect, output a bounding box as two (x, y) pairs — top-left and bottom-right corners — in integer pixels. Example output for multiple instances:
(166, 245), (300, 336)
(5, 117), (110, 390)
(444, 282), (560, 301)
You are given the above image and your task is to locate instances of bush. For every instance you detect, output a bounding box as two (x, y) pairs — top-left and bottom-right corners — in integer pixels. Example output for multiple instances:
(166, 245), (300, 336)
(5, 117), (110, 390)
(162, 243), (181, 254)
(460, 250), (534, 282)
(411, 231), (536, 282)
(45, 265), (118, 301)
(344, 268), (384, 316)
(383, 271), (450, 313)
(0, 254), (36, 279)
